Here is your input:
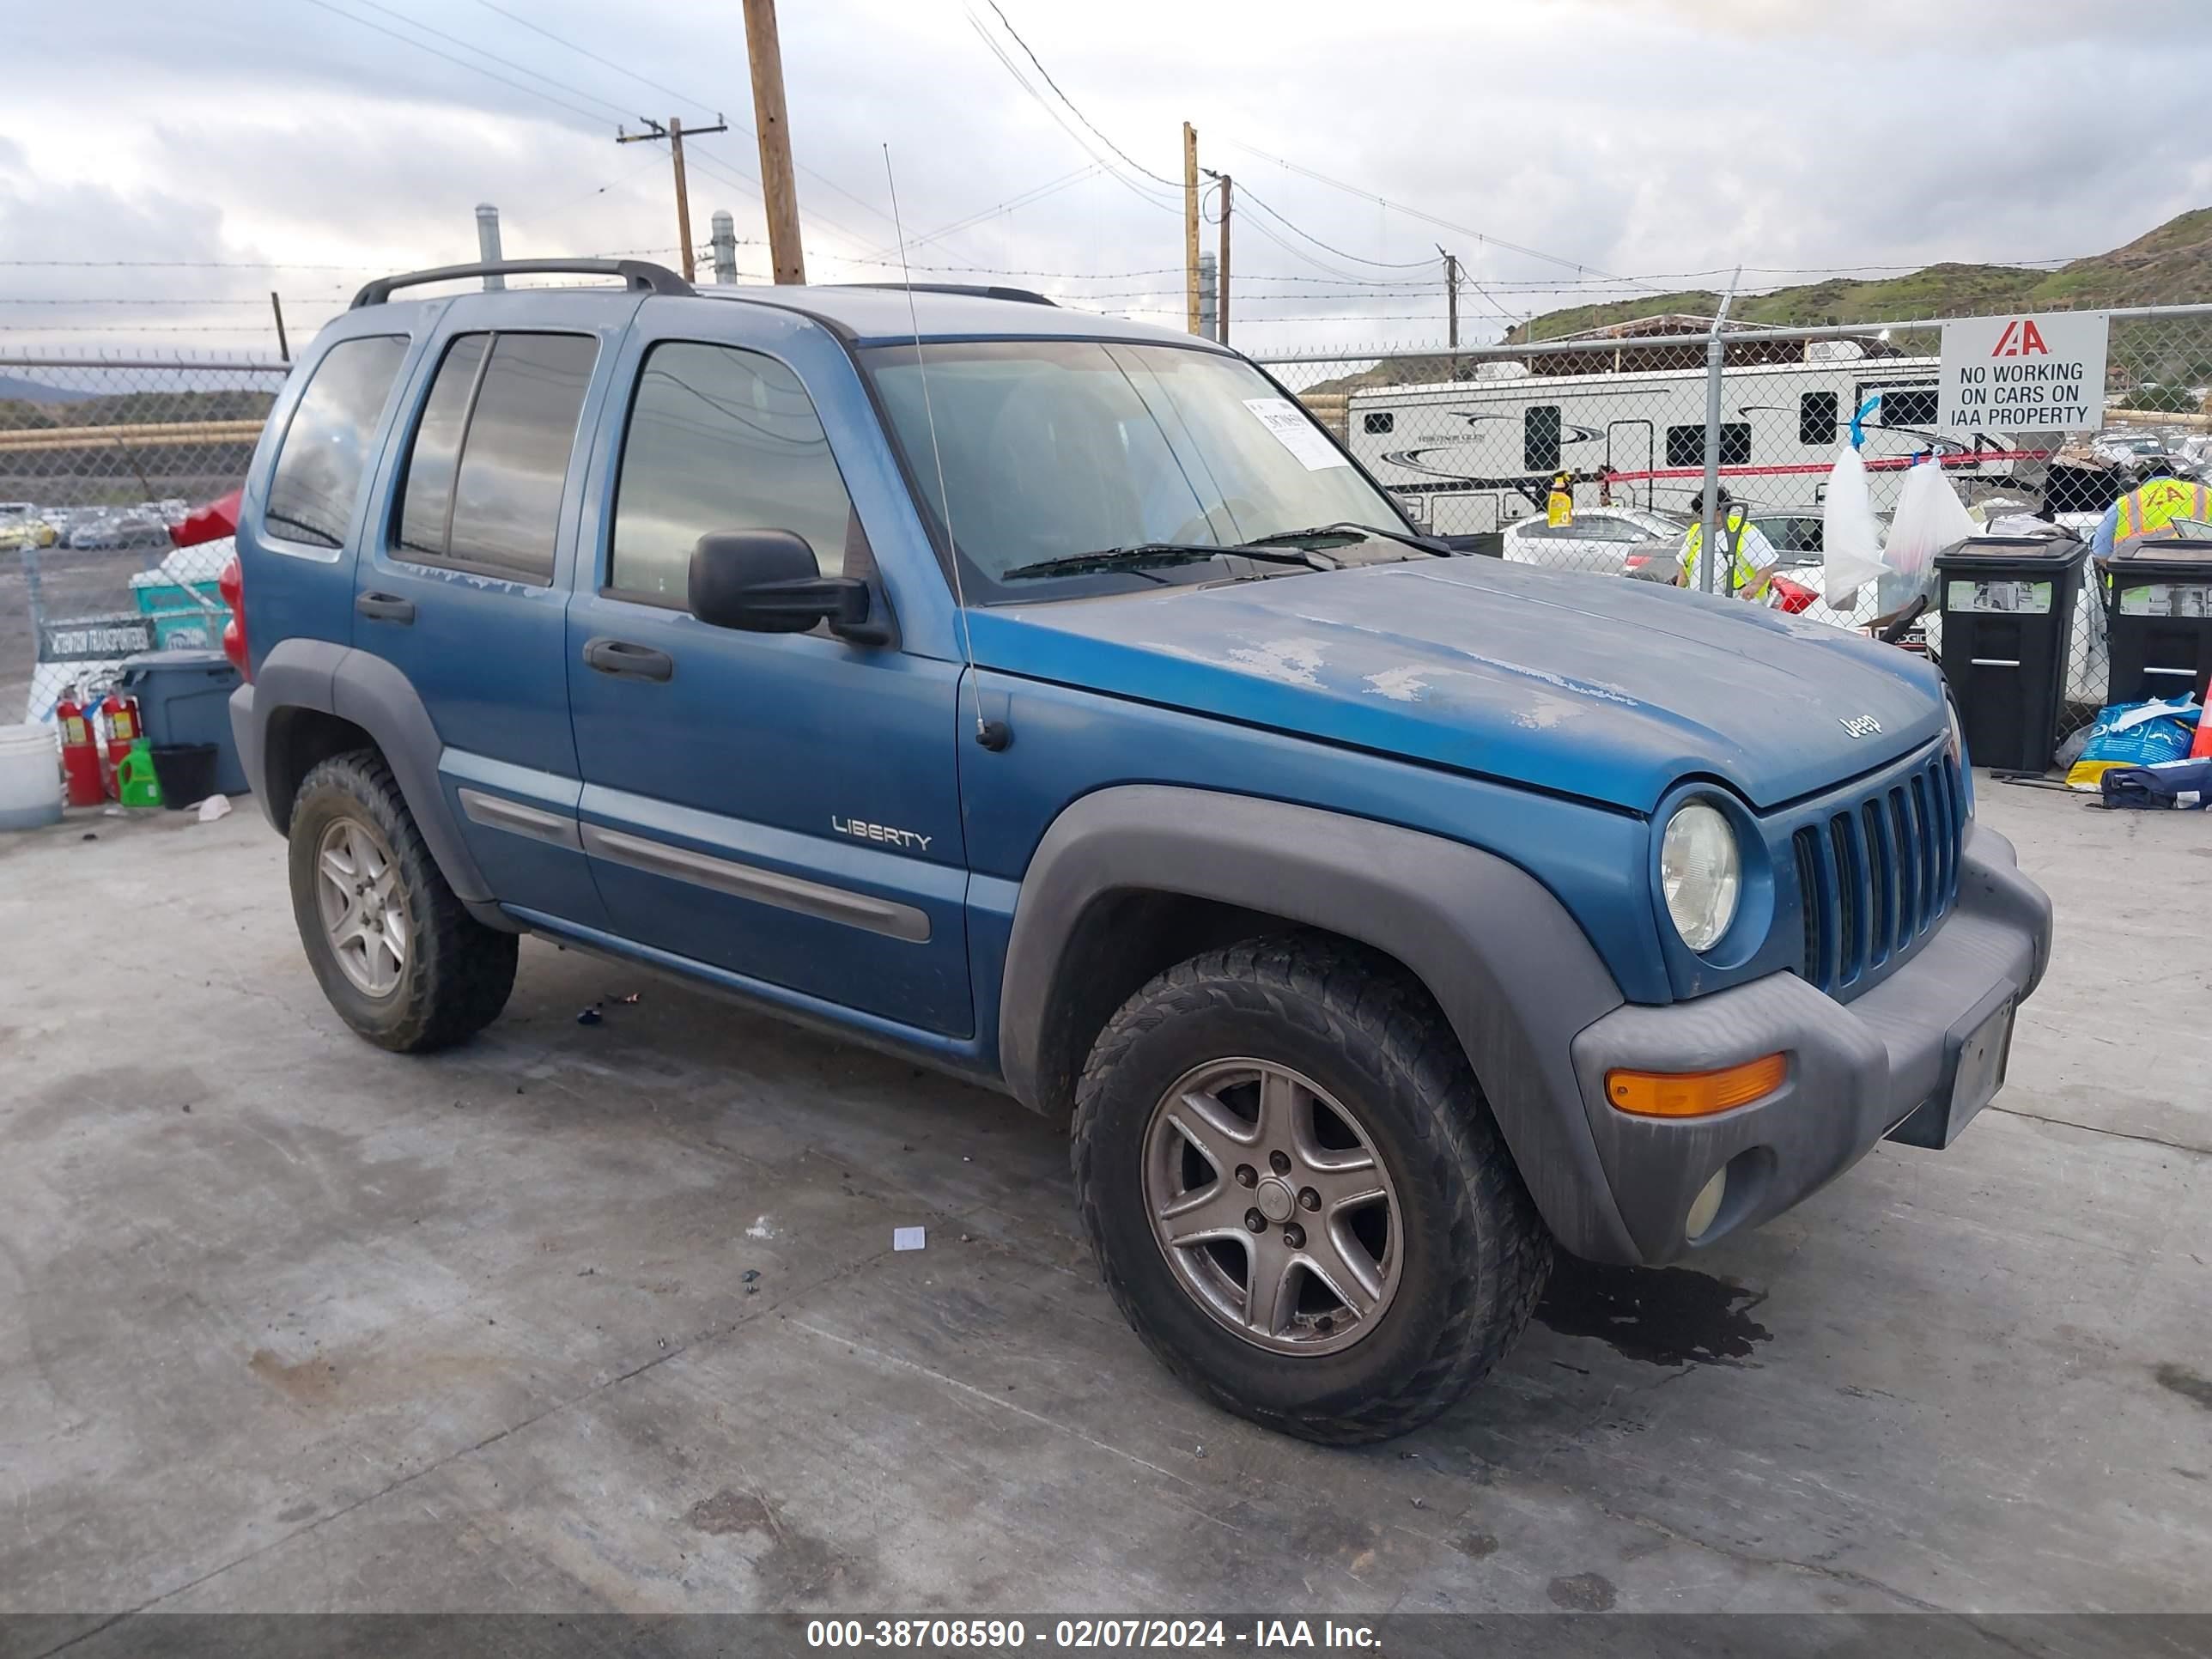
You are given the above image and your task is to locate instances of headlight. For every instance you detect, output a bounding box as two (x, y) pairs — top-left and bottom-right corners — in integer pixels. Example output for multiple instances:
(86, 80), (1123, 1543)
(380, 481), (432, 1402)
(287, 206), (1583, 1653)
(1944, 694), (1975, 816)
(1661, 801), (1741, 952)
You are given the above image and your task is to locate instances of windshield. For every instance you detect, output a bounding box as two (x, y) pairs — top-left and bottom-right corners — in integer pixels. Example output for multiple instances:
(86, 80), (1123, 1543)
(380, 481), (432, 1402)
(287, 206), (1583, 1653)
(863, 338), (1413, 601)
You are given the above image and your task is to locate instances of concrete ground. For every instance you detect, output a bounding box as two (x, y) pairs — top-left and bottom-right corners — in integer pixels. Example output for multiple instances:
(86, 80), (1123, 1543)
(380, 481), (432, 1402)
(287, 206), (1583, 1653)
(1, 781), (2207, 1623)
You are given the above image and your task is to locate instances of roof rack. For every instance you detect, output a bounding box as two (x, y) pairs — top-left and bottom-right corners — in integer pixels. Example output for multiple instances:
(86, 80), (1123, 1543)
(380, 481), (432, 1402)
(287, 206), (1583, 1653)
(833, 282), (1056, 307)
(350, 258), (693, 309)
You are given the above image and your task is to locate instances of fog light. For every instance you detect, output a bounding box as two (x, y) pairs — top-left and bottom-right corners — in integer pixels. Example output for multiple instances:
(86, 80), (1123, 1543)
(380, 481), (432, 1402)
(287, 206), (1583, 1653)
(1686, 1168), (1728, 1242)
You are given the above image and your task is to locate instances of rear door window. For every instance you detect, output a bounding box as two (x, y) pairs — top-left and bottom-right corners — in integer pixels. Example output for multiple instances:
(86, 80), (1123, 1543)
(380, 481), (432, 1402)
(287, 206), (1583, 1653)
(394, 331), (596, 585)
(264, 335), (408, 549)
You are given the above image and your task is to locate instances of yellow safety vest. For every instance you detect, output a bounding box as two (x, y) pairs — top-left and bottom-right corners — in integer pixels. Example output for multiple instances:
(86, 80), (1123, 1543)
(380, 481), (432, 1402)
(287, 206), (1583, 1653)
(1681, 508), (1758, 595)
(2113, 478), (2212, 549)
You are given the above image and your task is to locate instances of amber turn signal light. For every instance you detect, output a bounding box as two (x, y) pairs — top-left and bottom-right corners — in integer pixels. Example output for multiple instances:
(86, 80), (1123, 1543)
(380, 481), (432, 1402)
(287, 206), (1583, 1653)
(1606, 1054), (1787, 1118)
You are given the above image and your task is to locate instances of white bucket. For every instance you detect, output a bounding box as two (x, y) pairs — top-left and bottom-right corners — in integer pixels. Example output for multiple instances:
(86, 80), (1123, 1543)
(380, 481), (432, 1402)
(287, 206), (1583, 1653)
(0, 722), (64, 830)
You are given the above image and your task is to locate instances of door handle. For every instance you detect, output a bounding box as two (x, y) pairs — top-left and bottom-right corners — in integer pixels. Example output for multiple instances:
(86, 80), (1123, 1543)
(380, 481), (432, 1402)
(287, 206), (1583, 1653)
(582, 637), (675, 683)
(356, 591), (415, 624)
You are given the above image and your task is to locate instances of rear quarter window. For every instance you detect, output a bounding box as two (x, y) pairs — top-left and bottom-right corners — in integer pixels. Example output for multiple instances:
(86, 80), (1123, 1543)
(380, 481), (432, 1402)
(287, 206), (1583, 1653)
(263, 335), (408, 549)
(393, 331), (597, 586)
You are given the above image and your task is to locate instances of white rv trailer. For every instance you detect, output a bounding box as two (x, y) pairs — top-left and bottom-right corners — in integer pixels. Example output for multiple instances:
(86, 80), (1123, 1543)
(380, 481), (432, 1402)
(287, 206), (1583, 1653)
(1344, 345), (2046, 534)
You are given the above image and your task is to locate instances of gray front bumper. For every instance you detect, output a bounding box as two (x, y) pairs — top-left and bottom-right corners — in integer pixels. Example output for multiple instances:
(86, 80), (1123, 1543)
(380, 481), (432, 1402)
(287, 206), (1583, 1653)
(1566, 821), (2051, 1265)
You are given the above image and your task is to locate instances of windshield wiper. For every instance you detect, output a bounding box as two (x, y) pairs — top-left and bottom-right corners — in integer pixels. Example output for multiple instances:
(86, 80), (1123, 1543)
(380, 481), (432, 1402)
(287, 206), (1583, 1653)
(1000, 542), (1331, 581)
(1244, 521), (1449, 557)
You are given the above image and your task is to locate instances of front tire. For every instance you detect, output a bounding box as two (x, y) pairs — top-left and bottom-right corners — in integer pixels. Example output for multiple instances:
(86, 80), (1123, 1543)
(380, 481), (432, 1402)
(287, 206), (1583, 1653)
(288, 750), (517, 1053)
(1072, 935), (1551, 1443)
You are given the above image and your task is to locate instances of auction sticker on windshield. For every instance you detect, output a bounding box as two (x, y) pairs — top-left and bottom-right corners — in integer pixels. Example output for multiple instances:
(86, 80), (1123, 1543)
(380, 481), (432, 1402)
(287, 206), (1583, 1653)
(1937, 310), (2107, 432)
(1244, 397), (1350, 471)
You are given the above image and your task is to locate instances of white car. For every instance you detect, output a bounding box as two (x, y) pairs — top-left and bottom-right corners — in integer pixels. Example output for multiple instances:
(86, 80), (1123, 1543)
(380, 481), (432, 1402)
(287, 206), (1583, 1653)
(1499, 506), (1689, 575)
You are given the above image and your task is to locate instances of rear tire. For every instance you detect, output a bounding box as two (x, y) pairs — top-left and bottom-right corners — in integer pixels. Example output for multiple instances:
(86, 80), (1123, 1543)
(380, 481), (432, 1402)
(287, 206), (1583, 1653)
(288, 749), (517, 1053)
(1072, 934), (1551, 1444)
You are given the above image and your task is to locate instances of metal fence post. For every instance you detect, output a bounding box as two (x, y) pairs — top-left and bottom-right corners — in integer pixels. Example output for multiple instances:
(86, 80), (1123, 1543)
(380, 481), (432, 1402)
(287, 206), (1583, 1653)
(1695, 266), (1743, 593)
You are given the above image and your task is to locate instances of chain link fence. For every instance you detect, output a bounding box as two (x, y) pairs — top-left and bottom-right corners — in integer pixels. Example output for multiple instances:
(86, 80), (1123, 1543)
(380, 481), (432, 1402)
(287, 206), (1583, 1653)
(8, 311), (2212, 752)
(2, 354), (289, 721)
(1263, 303), (2212, 749)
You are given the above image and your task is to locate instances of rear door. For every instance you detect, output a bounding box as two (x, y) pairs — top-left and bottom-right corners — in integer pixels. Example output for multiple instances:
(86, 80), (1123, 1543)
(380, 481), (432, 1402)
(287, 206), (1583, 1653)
(350, 292), (640, 927)
(563, 311), (970, 1036)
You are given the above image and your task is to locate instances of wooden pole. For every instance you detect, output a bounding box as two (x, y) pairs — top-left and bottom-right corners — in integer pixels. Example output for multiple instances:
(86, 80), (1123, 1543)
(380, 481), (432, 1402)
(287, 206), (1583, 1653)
(1216, 174), (1231, 347)
(668, 117), (696, 283)
(1443, 249), (1460, 352)
(1183, 122), (1200, 335)
(742, 0), (807, 284)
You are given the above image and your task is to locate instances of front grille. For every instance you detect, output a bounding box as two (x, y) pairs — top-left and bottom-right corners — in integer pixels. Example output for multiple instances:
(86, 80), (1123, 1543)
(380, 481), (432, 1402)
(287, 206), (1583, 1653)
(1793, 753), (1963, 996)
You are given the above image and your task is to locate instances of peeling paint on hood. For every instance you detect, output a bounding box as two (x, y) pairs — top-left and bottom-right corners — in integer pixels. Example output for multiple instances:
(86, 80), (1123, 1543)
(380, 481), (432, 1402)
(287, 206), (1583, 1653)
(967, 557), (1947, 814)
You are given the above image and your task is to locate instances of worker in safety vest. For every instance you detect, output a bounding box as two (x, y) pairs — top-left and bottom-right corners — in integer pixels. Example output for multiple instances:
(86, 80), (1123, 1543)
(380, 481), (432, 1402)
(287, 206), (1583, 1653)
(2093, 476), (2212, 559)
(1546, 472), (1575, 528)
(1679, 489), (1779, 599)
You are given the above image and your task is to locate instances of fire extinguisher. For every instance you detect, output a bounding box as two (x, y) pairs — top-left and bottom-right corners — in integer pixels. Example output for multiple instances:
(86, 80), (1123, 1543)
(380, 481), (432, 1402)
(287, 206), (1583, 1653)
(100, 688), (141, 797)
(57, 695), (106, 807)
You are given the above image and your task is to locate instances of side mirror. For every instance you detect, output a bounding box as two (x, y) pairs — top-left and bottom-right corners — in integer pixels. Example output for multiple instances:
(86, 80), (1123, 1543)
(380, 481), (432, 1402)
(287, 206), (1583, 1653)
(689, 530), (875, 637)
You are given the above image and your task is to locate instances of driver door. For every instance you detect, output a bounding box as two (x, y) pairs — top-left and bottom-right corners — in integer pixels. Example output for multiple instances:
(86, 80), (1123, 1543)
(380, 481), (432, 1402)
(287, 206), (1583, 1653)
(563, 318), (971, 1036)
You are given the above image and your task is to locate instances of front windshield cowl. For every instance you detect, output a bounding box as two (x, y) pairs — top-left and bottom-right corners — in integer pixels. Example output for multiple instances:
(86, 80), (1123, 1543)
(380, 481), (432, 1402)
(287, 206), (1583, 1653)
(861, 337), (1417, 603)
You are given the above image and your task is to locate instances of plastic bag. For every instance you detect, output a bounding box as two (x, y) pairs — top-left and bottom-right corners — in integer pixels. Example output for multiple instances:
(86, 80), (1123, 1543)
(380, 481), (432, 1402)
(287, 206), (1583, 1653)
(1820, 445), (1886, 605)
(1884, 459), (1978, 580)
(2065, 696), (2201, 791)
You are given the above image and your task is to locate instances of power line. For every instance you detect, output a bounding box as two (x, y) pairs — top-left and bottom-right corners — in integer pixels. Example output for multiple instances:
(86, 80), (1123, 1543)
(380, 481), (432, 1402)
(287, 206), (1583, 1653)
(973, 2), (1181, 190)
(344, 0), (635, 124)
(464, 0), (905, 240)
(848, 164), (1105, 263)
(1231, 179), (1435, 270)
(297, 0), (610, 128)
(1219, 138), (1616, 280)
(961, 16), (1182, 217)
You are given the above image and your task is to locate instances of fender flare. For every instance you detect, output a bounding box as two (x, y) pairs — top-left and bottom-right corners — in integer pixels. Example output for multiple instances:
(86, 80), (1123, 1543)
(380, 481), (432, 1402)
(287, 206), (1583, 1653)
(239, 637), (495, 908)
(996, 785), (1638, 1261)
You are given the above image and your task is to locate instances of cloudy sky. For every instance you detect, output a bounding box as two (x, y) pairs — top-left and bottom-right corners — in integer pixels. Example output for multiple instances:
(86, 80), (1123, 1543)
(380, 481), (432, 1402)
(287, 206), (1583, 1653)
(3, 0), (2209, 360)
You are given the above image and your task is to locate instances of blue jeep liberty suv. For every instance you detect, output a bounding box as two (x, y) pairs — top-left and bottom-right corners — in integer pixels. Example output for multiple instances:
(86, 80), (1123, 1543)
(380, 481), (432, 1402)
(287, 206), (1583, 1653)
(228, 258), (2052, 1443)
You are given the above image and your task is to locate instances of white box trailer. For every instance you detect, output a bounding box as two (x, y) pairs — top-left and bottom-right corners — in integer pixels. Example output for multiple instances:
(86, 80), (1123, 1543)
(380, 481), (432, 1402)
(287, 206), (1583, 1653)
(1345, 349), (2048, 534)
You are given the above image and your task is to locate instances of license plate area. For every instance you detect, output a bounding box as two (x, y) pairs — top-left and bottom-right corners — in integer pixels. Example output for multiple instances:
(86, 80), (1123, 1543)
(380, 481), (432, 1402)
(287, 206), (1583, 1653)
(1948, 1000), (2014, 1133)
(1887, 991), (2016, 1149)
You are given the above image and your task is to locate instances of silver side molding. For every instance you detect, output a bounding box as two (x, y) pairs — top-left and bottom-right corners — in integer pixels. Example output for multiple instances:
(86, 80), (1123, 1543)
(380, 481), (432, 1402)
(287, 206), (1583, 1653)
(459, 787), (583, 852)
(580, 823), (932, 945)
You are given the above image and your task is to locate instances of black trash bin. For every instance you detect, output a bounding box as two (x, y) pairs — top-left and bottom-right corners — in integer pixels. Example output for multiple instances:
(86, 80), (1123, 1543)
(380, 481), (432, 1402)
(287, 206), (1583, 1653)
(2104, 538), (2212, 708)
(149, 742), (219, 810)
(1933, 533), (2087, 773)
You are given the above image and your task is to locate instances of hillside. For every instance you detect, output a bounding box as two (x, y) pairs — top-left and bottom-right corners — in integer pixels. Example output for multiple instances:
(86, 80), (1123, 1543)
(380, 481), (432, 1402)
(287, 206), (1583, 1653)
(0, 374), (94, 404)
(1513, 207), (2212, 341)
(1302, 209), (2212, 397)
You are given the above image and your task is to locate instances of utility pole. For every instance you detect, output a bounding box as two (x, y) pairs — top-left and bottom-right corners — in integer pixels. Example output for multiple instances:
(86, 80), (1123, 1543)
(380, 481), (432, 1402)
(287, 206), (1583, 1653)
(710, 210), (738, 284)
(741, 0), (807, 284)
(1439, 246), (1460, 356)
(476, 203), (504, 289)
(618, 116), (729, 283)
(1198, 252), (1218, 342)
(1183, 122), (1200, 335)
(1215, 173), (1231, 346)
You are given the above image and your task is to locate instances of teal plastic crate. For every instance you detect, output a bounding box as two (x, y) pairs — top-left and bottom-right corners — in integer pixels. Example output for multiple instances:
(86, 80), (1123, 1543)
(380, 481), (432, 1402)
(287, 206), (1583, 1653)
(130, 573), (223, 651)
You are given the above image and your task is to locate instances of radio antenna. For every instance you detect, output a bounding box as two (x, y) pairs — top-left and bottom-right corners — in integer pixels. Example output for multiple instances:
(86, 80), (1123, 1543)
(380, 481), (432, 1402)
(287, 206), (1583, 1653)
(884, 146), (991, 746)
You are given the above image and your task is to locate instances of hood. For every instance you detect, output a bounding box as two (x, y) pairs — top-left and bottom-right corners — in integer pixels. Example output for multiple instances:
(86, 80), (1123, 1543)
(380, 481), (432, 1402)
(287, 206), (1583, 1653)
(967, 559), (1946, 814)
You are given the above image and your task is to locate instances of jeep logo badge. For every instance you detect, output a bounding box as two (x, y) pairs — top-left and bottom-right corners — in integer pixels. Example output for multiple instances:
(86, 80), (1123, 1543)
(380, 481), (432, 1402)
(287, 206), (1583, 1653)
(1839, 714), (1883, 738)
